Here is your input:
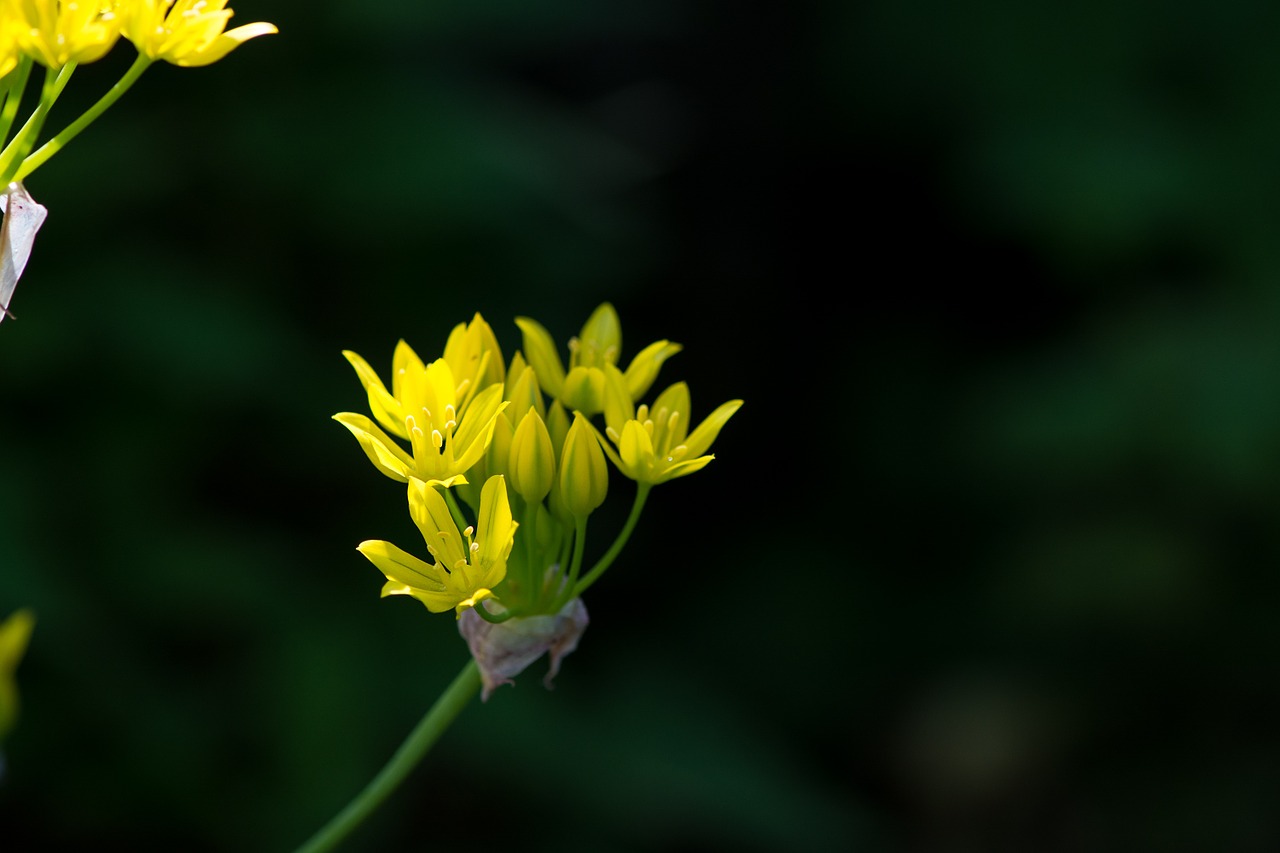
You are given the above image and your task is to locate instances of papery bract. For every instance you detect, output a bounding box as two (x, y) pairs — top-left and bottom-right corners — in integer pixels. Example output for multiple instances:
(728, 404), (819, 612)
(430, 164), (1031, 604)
(457, 597), (588, 701)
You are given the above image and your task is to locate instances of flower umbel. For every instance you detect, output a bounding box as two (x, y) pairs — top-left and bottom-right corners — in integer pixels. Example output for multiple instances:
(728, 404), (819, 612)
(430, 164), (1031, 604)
(306, 305), (742, 851)
(358, 475), (518, 618)
(120, 0), (277, 67)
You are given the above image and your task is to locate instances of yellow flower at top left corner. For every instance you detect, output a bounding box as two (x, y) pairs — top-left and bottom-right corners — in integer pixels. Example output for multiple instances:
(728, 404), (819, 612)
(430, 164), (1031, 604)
(120, 0), (277, 68)
(10, 0), (123, 69)
(334, 341), (509, 488)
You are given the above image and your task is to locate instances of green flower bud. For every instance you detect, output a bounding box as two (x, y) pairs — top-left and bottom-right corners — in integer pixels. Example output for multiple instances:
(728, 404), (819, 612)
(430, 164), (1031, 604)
(506, 365), (547, 425)
(560, 413), (608, 517)
(484, 410), (515, 480)
(508, 410), (555, 504)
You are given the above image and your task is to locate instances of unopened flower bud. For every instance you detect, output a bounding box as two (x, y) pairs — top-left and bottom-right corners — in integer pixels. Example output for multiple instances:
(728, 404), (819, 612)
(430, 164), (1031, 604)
(560, 413), (608, 517)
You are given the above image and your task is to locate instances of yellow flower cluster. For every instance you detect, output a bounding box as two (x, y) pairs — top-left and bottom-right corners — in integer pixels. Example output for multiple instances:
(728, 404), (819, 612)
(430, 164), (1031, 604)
(0, 1), (275, 186)
(0, 2), (275, 321)
(1, 0), (276, 71)
(337, 305), (743, 625)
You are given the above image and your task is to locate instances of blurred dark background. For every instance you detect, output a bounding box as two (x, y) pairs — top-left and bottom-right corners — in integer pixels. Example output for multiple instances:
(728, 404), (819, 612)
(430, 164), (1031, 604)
(4, 0), (1280, 850)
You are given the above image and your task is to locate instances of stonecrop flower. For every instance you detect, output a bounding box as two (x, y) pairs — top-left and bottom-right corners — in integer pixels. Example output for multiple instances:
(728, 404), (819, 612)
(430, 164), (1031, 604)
(9, 0), (123, 69)
(359, 475), (517, 618)
(335, 341), (508, 488)
(120, 0), (277, 67)
(600, 365), (742, 485)
(515, 303), (682, 416)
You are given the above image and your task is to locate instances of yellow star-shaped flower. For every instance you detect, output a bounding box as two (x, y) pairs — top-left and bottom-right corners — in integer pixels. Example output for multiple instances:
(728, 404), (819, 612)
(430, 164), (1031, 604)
(359, 475), (517, 618)
(334, 342), (508, 487)
(599, 365), (741, 485)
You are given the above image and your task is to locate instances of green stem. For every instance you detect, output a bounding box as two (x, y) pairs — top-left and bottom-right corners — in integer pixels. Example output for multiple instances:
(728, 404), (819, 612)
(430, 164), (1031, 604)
(0, 64), (65, 185)
(13, 53), (153, 183)
(292, 659), (482, 853)
(473, 601), (514, 624)
(572, 483), (651, 598)
(520, 496), (542, 608)
(553, 517), (587, 611)
(443, 487), (472, 538)
(0, 58), (34, 150)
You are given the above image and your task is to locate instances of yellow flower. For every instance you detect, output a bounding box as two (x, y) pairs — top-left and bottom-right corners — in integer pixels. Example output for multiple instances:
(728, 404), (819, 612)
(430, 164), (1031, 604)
(0, 609), (34, 743)
(515, 303), (682, 416)
(334, 342), (508, 488)
(359, 475), (517, 618)
(120, 0), (276, 67)
(600, 365), (741, 485)
(10, 0), (123, 69)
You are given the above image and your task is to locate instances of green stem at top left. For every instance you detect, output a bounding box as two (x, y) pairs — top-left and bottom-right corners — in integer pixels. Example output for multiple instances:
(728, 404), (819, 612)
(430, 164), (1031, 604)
(13, 53), (153, 183)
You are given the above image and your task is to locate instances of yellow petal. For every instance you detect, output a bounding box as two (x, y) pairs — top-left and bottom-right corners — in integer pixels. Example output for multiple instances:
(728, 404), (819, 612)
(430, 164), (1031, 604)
(333, 413), (413, 481)
(343, 350), (407, 438)
(515, 316), (566, 398)
(172, 22), (278, 67)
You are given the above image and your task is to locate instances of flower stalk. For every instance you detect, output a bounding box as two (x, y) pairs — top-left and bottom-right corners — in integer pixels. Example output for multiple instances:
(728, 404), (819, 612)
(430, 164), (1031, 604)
(291, 661), (481, 853)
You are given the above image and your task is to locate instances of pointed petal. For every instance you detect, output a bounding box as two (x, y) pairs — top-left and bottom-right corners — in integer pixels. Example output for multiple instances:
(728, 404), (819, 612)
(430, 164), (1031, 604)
(343, 350), (407, 438)
(619, 419), (655, 479)
(358, 540), (448, 593)
(477, 475), (517, 565)
(652, 382), (692, 446)
(589, 418), (628, 477)
(561, 366), (607, 415)
(173, 22), (278, 67)
(451, 386), (508, 475)
(381, 579), (460, 614)
(623, 340), (682, 401)
(657, 454), (715, 483)
(601, 363), (634, 439)
(334, 413), (413, 482)
(391, 339), (426, 400)
(578, 302), (621, 368)
(407, 479), (467, 566)
(684, 399), (743, 457)
(515, 316), (566, 398)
